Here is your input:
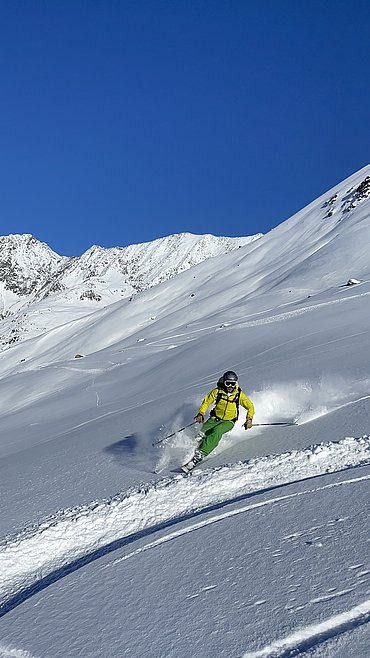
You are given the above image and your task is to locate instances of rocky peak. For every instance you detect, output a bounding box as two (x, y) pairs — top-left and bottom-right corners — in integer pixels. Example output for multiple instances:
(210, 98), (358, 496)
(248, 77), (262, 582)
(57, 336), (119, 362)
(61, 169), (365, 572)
(0, 234), (66, 297)
(0, 231), (262, 348)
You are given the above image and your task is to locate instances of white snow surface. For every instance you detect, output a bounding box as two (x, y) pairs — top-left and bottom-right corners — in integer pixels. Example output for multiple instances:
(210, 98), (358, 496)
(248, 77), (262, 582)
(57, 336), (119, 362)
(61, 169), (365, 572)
(0, 232), (261, 348)
(0, 165), (370, 657)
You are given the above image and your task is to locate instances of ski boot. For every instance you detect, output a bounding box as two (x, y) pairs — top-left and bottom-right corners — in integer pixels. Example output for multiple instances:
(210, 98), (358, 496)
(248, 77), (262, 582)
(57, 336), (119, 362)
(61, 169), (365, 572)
(181, 449), (204, 474)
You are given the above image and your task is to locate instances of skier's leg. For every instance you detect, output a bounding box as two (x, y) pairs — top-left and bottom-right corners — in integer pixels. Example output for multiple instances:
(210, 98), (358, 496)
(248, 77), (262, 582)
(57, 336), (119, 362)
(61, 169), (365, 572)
(198, 418), (234, 456)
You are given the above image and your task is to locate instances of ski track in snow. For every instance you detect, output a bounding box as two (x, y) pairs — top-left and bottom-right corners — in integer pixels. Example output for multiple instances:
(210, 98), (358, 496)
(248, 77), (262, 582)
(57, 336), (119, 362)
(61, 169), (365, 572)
(109, 476), (370, 658)
(101, 473), (370, 569)
(240, 599), (370, 658)
(0, 437), (369, 623)
(144, 289), (370, 348)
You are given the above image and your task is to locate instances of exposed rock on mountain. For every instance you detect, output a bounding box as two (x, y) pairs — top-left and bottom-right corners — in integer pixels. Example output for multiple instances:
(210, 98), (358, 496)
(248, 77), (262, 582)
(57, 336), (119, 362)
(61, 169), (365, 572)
(1, 166), (369, 355)
(0, 234), (66, 311)
(0, 231), (261, 348)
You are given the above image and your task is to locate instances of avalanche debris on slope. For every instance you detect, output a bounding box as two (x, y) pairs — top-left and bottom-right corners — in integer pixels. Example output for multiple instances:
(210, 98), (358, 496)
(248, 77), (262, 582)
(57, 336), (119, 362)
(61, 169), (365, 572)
(0, 436), (369, 613)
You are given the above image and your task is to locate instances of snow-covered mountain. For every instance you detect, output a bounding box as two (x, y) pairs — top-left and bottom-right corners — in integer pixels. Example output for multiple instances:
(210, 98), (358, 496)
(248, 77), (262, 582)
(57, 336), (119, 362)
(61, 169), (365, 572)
(0, 231), (261, 349)
(0, 234), (66, 314)
(1, 167), (370, 356)
(0, 165), (370, 658)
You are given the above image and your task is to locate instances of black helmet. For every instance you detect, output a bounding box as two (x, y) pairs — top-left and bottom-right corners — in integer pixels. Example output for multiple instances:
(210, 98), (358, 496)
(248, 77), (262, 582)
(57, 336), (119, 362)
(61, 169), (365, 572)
(223, 371), (238, 385)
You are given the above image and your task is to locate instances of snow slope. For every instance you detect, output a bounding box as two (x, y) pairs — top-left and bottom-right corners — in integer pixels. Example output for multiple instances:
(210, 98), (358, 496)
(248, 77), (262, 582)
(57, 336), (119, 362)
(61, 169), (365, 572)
(0, 232), (261, 348)
(0, 166), (369, 657)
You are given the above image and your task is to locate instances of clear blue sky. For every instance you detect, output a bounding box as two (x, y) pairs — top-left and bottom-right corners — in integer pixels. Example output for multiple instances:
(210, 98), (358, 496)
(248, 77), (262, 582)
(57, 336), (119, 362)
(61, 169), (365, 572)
(1, 0), (369, 256)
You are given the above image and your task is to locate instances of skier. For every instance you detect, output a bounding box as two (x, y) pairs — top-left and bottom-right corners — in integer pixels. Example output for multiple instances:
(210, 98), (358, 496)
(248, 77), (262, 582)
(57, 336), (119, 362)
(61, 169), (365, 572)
(182, 370), (254, 473)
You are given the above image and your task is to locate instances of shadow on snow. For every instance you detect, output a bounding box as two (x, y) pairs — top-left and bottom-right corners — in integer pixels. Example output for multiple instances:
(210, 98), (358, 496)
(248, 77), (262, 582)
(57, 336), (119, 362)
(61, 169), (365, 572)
(1, 462), (369, 620)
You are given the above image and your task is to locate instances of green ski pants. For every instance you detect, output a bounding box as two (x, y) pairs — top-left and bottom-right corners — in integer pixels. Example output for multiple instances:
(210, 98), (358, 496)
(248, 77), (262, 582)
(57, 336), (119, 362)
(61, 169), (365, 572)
(198, 417), (234, 456)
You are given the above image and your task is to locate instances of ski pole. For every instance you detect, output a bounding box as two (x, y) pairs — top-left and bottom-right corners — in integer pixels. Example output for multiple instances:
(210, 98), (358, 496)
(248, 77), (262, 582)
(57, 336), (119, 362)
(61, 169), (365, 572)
(252, 422), (297, 426)
(152, 421), (197, 446)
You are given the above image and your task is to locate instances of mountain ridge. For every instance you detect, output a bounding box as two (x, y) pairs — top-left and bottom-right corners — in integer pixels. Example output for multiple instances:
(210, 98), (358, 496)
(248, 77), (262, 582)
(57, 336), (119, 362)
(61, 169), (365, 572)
(0, 231), (261, 349)
(0, 165), (369, 354)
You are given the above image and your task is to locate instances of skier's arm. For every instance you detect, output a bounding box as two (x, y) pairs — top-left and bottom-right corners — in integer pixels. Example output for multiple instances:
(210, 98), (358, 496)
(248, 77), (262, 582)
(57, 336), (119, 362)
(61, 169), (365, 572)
(240, 391), (255, 419)
(198, 388), (218, 417)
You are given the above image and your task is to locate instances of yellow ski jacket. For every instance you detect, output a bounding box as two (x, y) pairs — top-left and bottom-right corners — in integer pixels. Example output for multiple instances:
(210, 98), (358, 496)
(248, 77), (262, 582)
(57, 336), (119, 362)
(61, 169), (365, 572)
(198, 385), (254, 423)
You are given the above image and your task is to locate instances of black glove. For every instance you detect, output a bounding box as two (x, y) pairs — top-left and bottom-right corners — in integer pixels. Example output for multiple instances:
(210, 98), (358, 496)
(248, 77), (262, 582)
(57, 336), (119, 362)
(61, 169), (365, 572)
(194, 413), (204, 424)
(244, 417), (253, 430)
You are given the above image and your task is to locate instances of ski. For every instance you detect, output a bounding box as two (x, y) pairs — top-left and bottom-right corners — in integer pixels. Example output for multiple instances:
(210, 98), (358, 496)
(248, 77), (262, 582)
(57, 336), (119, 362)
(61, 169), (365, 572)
(180, 450), (204, 474)
(180, 461), (195, 474)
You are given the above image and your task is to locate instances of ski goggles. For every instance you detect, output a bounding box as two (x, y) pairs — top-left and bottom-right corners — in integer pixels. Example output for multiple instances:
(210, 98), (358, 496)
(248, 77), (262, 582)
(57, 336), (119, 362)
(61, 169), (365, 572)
(224, 380), (237, 387)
